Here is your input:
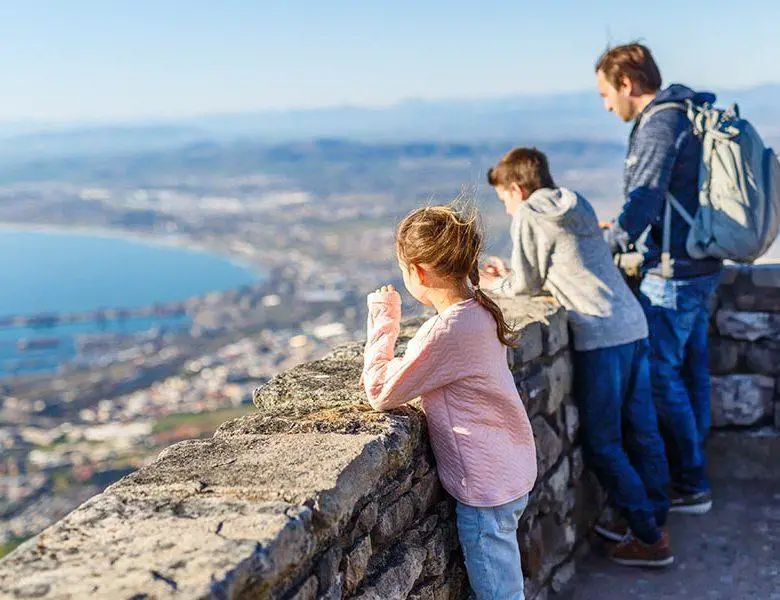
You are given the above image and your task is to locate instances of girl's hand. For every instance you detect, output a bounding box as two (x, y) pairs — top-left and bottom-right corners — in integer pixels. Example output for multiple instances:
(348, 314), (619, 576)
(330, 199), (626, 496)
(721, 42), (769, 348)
(375, 284), (396, 294)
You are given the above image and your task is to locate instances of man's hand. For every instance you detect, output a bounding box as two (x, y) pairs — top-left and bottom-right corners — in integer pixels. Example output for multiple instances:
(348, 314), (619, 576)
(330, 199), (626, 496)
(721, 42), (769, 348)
(599, 220), (614, 231)
(375, 284), (396, 294)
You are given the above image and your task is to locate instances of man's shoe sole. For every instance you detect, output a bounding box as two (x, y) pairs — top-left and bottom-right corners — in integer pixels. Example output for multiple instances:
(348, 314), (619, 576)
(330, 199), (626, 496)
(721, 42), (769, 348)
(669, 500), (712, 515)
(610, 555), (675, 568)
(594, 524), (628, 542)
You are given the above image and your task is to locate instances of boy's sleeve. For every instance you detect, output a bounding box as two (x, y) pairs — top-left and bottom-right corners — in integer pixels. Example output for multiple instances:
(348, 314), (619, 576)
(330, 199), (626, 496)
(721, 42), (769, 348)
(362, 292), (462, 410)
(493, 215), (547, 297)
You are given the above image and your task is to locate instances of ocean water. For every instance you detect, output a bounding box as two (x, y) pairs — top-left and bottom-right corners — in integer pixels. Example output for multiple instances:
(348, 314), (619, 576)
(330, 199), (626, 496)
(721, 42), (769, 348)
(0, 228), (259, 376)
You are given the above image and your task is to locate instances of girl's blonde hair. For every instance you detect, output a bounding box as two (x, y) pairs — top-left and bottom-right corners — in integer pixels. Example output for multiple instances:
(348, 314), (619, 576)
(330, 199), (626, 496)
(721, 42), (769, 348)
(395, 203), (516, 347)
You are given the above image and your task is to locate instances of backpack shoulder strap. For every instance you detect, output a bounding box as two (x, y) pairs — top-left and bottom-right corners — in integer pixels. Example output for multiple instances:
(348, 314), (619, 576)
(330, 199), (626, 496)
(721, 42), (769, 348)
(638, 101), (687, 131)
(661, 192), (698, 278)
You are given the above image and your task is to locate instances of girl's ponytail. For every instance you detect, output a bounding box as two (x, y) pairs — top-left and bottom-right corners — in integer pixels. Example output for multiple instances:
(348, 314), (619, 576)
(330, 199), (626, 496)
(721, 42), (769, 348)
(468, 261), (517, 348)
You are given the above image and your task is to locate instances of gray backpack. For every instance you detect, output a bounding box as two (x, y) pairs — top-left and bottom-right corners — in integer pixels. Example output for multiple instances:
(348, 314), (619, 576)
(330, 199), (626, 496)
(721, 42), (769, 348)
(640, 101), (780, 277)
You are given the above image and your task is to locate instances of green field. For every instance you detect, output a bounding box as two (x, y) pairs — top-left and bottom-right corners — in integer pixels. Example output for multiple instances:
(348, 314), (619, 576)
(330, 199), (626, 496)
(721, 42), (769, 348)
(151, 405), (253, 436)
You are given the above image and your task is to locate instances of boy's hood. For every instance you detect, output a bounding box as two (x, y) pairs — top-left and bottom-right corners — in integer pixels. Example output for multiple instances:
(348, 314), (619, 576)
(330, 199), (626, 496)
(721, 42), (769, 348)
(519, 187), (599, 237)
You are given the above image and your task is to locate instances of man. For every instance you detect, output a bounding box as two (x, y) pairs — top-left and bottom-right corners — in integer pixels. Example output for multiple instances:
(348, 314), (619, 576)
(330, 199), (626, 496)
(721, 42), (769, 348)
(482, 147), (673, 568)
(596, 43), (722, 514)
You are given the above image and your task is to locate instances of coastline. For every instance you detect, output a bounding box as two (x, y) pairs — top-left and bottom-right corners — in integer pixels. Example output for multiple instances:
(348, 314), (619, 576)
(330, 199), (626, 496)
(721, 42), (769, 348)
(0, 221), (266, 278)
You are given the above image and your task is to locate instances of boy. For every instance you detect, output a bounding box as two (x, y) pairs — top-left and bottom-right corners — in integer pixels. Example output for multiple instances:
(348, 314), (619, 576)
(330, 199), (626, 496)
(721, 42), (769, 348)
(482, 147), (673, 567)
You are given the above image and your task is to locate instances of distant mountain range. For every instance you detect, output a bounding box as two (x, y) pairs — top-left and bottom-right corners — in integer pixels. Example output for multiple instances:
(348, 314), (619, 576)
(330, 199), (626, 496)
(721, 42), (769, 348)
(1, 83), (778, 164)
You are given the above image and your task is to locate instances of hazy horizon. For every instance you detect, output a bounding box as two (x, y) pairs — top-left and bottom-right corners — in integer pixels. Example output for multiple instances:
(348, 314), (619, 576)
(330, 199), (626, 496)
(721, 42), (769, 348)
(1, 0), (778, 123)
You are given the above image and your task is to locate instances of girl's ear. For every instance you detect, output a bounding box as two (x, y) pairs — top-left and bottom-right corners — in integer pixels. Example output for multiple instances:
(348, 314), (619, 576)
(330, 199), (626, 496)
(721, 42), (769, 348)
(413, 263), (427, 286)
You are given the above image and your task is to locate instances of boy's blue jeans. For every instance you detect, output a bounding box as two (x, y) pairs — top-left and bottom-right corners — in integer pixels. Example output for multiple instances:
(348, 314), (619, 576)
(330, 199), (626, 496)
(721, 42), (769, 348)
(456, 494), (528, 600)
(639, 271), (722, 494)
(573, 338), (669, 544)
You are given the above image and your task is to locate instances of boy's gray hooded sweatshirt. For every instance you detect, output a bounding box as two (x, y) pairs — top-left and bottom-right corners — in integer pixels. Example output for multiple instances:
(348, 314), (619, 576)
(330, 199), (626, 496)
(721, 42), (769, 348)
(494, 187), (648, 351)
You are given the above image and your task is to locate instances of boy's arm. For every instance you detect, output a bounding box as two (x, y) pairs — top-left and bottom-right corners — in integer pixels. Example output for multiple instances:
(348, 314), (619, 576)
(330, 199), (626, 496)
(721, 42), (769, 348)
(492, 216), (546, 297)
(362, 292), (461, 411)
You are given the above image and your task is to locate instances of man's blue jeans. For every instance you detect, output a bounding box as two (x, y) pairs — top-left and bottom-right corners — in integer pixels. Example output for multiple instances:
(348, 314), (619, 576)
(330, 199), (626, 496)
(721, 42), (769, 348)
(456, 494), (528, 600)
(573, 339), (669, 544)
(639, 271), (722, 494)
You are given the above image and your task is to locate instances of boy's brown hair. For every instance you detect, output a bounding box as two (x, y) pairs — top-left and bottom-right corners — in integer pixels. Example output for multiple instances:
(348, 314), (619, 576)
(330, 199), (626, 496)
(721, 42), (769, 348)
(396, 203), (516, 347)
(487, 147), (556, 195)
(595, 43), (662, 93)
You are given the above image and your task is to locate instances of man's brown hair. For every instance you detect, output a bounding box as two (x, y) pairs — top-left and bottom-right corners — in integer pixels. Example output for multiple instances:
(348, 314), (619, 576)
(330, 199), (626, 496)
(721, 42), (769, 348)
(487, 147), (556, 195)
(595, 43), (662, 93)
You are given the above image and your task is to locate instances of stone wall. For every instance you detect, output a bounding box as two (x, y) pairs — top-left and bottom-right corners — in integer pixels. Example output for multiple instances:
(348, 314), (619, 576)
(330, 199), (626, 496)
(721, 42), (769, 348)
(710, 264), (780, 432)
(0, 297), (599, 600)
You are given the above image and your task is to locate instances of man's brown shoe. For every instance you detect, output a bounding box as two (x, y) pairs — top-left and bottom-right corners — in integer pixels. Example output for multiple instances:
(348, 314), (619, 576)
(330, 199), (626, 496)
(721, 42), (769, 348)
(594, 515), (631, 542)
(610, 530), (674, 568)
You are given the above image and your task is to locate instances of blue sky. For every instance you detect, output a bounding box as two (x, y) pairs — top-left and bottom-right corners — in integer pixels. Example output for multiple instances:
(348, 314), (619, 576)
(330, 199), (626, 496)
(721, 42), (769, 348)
(0, 0), (777, 122)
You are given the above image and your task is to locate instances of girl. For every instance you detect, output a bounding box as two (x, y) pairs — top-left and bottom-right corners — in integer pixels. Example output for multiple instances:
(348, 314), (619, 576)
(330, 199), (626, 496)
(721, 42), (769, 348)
(362, 204), (537, 600)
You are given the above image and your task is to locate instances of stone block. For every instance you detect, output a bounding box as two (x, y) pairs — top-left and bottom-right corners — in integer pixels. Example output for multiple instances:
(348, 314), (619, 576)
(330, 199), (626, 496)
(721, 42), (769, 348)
(343, 536), (372, 595)
(350, 501), (379, 545)
(372, 493), (416, 548)
(520, 511), (575, 585)
(531, 416), (563, 476)
(709, 336), (742, 374)
(543, 306), (569, 356)
(353, 545), (427, 600)
(745, 342), (780, 376)
(750, 263), (780, 288)
(570, 447), (584, 483)
(517, 363), (550, 418)
(735, 288), (780, 312)
(563, 402), (580, 444)
(550, 559), (577, 594)
(509, 320), (544, 367)
(316, 546), (343, 595)
(711, 374), (775, 427)
(720, 264), (742, 286)
(545, 457), (571, 501)
(320, 573), (344, 600)
(289, 575), (319, 600)
(543, 354), (573, 416)
(716, 310), (780, 342)
(422, 522), (458, 579)
(410, 470), (443, 518)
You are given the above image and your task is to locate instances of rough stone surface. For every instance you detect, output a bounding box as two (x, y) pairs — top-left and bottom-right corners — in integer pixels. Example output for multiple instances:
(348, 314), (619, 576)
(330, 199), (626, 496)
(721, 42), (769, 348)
(708, 336), (743, 374)
(354, 545), (427, 600)
(372, 494), (416, 548)
(750, 263), (780, 288)
(531, 416), (564, 476)
(745, 341), (780, 375)
(343, 537), (372, 595)
(716, 310), (780, 342)
(563, 402), (580, 445)
(711, 375), (775, 427)
(289, 575), (319, 600)
(544, 354), (573, 416)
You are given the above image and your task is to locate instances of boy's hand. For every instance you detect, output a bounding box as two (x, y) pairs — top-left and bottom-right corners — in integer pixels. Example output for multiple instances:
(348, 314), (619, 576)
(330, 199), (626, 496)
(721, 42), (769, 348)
(484, 256), (509, 276)
(478, 270), (500, 289)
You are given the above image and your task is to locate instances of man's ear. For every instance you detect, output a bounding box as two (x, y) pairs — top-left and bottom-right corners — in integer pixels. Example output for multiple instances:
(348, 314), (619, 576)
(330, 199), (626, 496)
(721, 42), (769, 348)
(619, 74), (635, 96)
